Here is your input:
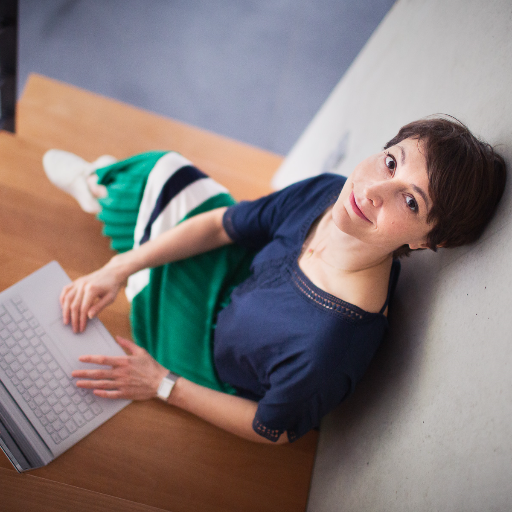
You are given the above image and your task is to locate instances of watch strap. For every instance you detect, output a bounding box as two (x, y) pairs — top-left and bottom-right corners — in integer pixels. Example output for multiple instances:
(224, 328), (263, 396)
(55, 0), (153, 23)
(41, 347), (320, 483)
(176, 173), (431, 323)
(156, 371), (179, 401)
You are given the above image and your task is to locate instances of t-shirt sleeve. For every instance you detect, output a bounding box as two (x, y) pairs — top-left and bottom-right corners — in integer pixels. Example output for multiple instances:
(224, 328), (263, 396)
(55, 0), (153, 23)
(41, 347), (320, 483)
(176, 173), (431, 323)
(222, 176), (328, 251)
(252, 362), (352, 443)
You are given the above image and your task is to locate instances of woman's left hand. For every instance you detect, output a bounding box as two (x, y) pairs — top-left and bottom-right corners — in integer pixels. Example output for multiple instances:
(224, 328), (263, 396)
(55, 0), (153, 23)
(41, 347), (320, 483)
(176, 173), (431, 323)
(71, 336), (169, 400)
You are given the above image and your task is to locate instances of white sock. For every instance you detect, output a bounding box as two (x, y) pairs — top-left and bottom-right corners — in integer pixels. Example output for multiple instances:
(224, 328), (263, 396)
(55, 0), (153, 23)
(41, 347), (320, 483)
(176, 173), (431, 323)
(42, 150), (117, 213)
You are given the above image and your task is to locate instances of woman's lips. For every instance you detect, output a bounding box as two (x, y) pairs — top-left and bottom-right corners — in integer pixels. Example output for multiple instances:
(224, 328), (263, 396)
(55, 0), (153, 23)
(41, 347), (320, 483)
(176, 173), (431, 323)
(349, 192), (371, 222)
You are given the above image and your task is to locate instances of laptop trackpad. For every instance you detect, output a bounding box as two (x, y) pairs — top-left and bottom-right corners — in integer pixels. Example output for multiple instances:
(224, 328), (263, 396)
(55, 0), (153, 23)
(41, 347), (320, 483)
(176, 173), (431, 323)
(48, 319), (123, 372)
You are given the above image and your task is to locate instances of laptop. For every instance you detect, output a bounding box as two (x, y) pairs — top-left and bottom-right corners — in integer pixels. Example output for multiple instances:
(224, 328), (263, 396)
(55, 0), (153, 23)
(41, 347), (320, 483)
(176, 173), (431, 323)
(0, 261), (131, 472)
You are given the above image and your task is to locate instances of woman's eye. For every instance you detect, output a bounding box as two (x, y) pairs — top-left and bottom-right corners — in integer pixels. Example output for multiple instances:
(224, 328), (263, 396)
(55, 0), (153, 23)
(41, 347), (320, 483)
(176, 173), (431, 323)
(385, 154), (396, 173)
(405, 196), (418, 212)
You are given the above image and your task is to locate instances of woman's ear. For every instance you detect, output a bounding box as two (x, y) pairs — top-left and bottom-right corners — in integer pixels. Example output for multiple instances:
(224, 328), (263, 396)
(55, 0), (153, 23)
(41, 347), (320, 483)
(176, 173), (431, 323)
(408, 241), (429, 250)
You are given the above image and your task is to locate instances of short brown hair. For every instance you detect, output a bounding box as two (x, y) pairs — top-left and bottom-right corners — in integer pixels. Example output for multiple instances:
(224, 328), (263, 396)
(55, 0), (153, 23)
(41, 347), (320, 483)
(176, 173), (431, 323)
(385, 116), (507, 258)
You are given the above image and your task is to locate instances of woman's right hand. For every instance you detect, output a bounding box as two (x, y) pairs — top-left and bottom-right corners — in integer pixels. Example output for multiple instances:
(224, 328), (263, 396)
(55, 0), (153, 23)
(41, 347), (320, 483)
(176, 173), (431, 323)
(60, 258), (126, 333)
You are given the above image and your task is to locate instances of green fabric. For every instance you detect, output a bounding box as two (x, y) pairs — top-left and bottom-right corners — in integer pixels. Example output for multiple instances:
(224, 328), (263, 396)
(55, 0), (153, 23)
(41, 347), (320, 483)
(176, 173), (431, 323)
(95, 152), (255, 394)
(96, 151), (168, 253)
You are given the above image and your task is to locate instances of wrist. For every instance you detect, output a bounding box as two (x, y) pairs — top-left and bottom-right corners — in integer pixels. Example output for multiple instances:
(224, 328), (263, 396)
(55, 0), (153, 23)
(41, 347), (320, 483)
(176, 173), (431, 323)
(107, 252), (139, 282)
(156, 370), (180, 402)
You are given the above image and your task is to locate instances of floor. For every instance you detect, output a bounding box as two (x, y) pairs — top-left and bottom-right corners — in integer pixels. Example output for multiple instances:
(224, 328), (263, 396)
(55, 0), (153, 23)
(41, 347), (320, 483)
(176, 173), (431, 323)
(19, 0), (396, 155)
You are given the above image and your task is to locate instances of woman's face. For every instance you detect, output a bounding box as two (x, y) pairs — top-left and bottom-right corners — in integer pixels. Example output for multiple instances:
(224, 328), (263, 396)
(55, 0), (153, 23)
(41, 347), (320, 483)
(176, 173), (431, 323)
(332, 137), (433, 252)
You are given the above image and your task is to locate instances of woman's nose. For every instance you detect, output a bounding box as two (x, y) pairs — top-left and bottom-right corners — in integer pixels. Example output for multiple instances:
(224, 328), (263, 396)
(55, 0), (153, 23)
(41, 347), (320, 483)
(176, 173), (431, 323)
(363, 181), (387, 208)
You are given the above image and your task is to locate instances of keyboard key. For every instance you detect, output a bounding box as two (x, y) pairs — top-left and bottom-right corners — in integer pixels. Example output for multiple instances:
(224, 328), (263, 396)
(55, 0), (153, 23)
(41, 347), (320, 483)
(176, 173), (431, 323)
(52, 419), (64, 431)
(11, 346), (21, 357)
(23, 310), (33, 320)
(40, 417), (48, 426)
(46, 423), (55, 434)
(73, 412), (85, 427)
(7, 323), (16, 333)
(19, 337), (29, 349)
(66, 403), (77, 415)
(34, 408), (42, 418)
(5, 301), (22, 322)
(54, 388), (65, 399)
(29, 318), (39, 329)
(40, 403), (51, 414)
(42, 353), (52, 364)
(28, 400), (37, 410)
(17, 353), (28, 365)
(13, 330), (23, 341)
(35, 345), (46, 355)
(0, 361), (7, 370)
(35, 377), (46, 389)
(35, 326), (45, 336)
(47, 395), (58, 406)
(29, 369), (39, 381)
(59, 411), (70, 423)
(28, 386), (39, 398)
(41, 386), (52, 398)
(24, 346), (35, 358)
(22, 377), (32, 388)
(51, 432), (61, 444)
(78, 402), (88, 413)
(11, 376), (20, 386)
(5, 337), (16, 348)
(10, 361), (21, 373)
(60, 395), (71, 407)
(48, 379), (59, 390)
(42, 370), (53, 381)
(36, 362), (46, 373)
(65, 419), (77, 433)
(25, 328), (35, 339)
(46, 411), (57, 422)
(18, 320), (29, 331)
(16, 384), (25, 394)
(54, 369), (64, 380)
(34, 394), (45, 406)
(0, 328), (9, 339)
(16, 369), (27, 380)
(29, 355), (39, 366)
(0, 345), (8, 356)
(1, 314), (11, 324)
(53, 403), (64, 415)
(4, 353), (15, 364)
(58, 427), (70, 440)
(83, 410), (94, 421)
(90, 403), (102, 415)
(23, 361), (35, 372)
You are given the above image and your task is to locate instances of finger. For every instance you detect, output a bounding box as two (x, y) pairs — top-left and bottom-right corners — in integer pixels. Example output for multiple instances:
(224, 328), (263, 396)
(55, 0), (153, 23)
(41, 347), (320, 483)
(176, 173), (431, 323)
(60, 285), (76, 326)
(115, 336), (143, 356)
(78, 354), (129, 366)
(87, 292), (115, 320)
(72, 368), (114, 379)
(70, 286), (85, 334)
(93, 389), (125, 399)
(79, 285), (99, 332)
(75, 379), (118, 389)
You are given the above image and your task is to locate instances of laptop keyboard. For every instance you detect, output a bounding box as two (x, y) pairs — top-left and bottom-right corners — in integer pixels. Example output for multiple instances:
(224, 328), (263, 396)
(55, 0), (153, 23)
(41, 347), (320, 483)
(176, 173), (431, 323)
(0, 296), (103, 445)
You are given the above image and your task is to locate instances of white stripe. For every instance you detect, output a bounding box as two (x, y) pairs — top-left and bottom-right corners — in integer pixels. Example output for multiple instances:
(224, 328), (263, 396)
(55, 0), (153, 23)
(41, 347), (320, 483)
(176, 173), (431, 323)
(125, 156), (229, 302)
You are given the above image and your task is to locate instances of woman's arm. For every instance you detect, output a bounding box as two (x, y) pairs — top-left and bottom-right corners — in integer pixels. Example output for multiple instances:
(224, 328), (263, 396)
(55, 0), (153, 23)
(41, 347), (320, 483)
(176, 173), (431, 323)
(72, 336), (287, 444)
(61, 206), (232, 332)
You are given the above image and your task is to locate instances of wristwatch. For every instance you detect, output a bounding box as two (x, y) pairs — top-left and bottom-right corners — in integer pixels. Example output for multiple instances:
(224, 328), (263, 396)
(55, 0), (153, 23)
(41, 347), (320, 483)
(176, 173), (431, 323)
(156, 371), (180, 401)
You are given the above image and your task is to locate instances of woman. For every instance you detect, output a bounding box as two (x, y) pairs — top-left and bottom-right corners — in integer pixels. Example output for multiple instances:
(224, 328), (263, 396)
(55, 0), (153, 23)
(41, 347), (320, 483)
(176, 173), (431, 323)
(44, 116), (506, 444)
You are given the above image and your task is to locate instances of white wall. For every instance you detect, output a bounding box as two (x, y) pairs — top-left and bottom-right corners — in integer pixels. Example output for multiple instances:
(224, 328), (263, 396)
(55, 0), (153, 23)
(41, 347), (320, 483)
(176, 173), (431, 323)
(273, 1), (512, 510)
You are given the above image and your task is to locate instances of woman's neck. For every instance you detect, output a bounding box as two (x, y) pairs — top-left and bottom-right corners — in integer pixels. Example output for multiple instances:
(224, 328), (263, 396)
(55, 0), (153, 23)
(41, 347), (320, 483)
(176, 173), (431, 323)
(304, 210), (393, 276)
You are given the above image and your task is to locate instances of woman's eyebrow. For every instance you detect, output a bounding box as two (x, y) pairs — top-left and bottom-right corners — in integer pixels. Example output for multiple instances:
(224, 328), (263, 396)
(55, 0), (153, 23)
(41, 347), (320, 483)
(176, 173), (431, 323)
(396, 144), (430, 211)
(397, 144), (406, 165)
(412, 184), (430, 211)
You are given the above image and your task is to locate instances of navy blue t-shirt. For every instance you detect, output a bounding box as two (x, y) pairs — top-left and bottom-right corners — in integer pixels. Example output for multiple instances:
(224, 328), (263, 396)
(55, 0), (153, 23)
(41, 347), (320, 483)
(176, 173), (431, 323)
(214, 174), (400, 442)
